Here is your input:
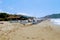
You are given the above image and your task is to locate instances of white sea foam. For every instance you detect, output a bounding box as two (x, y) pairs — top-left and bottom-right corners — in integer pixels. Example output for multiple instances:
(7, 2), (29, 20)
(50, 19), (60, 25)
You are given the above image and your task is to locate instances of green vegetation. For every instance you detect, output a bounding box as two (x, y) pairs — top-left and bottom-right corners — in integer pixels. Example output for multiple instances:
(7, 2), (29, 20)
(0, 13), (9, 21)
(0, 12), (34, 21)
(45, 13), (60, 18)
(0, 13), (9, 18)
(1, 12), (60, 21)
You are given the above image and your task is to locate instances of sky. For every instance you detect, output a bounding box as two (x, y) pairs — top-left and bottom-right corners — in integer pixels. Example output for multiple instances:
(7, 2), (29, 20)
(0, 0), (60, 17)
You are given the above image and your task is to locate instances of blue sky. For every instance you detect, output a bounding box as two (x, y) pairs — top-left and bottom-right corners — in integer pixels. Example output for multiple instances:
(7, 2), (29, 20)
(0, 0), (60, 17)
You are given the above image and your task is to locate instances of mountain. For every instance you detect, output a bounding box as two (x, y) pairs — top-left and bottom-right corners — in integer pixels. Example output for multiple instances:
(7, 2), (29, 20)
(44, 13), (60, 18)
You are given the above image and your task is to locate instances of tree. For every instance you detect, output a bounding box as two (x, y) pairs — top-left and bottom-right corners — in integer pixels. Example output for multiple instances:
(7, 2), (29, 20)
(0, 13), (9, 18)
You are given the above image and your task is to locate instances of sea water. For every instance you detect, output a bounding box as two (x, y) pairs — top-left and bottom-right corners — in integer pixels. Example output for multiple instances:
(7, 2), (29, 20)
(50, 19), (60, 25)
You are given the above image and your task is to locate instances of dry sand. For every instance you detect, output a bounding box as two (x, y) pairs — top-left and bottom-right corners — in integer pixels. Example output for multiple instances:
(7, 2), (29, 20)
(0, 20), (60, 40)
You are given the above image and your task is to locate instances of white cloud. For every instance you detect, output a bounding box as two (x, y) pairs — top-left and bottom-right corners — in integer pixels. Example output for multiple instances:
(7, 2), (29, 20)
(0, 9), (4, 12)
(0, 9), (11, 14)
(7, 7), (15, 10)
(6, 7), (17, 13)
(0, 10), (2, 12)
(16, 13), (33, 16)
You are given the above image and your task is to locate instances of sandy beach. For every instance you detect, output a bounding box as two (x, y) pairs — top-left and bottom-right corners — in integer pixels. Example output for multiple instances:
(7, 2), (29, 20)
(0, 20), (60, 40)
